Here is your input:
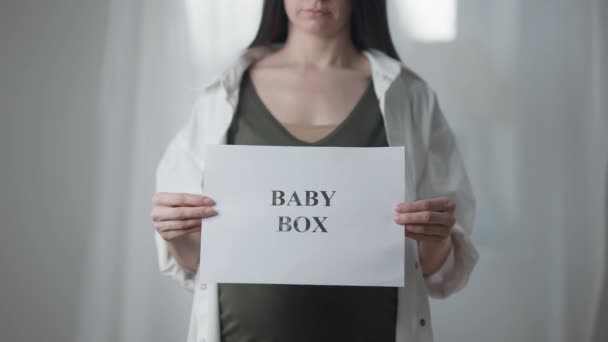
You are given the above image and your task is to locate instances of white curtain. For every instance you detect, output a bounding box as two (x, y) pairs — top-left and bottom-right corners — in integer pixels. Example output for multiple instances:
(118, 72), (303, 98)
(77, 1), (263, 341)
(591, 1), (608, 340)
(3, 0), (601, 341)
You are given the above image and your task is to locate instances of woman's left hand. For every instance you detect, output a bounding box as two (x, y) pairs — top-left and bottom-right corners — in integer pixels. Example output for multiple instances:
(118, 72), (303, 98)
(393, 197), (456, 242)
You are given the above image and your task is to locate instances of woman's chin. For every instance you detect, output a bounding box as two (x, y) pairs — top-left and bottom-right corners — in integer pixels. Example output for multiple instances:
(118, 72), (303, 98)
(295, 22), (339, 37)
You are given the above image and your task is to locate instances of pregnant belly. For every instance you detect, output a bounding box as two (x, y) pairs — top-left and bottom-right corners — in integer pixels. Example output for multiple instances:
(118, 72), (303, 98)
(218, 283), (398, 342)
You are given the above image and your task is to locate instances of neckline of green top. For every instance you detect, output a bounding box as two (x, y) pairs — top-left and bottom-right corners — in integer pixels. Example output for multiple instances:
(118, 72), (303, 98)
(243, 69), (375, 146)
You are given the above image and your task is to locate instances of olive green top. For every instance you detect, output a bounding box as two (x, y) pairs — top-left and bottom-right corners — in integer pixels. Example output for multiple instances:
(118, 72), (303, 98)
(219, 69), (397, 342)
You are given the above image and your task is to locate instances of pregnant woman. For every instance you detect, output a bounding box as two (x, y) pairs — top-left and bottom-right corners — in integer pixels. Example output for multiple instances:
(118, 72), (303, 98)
(150, 1), (478, 341)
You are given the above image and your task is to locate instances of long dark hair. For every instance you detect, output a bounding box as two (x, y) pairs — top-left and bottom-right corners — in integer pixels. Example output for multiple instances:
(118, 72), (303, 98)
(247, 0), (401, 61)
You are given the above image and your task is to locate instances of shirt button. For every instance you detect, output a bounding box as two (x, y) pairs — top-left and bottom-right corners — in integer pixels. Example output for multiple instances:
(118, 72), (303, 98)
(200, 283), (207, 290)
(420, 318), (426, 327)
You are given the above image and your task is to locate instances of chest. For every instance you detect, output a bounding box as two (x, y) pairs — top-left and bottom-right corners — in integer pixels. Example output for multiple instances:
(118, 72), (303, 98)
(228, 68), (386, 147)
(249, 68), (372, 126)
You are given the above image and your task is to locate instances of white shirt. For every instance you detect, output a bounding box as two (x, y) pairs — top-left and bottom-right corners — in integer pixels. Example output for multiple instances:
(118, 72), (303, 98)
(154, 44), (479, 342)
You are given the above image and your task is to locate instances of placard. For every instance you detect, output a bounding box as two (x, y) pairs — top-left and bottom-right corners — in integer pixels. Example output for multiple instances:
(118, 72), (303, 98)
(199, 145), (405, 287)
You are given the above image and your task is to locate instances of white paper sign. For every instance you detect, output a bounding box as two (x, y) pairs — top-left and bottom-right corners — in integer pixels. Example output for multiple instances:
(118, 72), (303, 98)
(199, 145), (405, 287)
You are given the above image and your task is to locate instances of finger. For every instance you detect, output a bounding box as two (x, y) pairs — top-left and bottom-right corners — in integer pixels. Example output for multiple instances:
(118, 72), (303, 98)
(404, 224), (450, 237)
(155, 219), (202, 233)
(160, 226), (200, 241)
(448, 205), (456, 215)
(151, 206), (217, 222)
(394, 211), (455, 226)
(152, 192), (215, 207)
(395, 197), (455, 214)
(405, 232), (445, 242)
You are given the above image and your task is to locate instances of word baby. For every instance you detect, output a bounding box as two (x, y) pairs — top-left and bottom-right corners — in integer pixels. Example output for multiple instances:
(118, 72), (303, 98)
(271, 190), (336, 233)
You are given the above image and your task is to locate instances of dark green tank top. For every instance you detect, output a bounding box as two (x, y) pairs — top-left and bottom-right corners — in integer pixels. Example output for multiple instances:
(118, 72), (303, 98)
(219, 69), (397, 342)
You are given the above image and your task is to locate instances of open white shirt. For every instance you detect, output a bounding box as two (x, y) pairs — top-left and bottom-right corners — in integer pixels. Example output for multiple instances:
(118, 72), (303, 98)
(154, 44), (478, 342)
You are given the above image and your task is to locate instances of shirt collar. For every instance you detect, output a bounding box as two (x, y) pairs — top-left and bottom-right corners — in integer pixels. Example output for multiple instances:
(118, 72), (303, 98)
(202, 43), (403, 106)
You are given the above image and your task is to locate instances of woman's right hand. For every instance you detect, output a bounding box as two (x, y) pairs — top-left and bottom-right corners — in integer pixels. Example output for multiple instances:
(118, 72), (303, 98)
(151, 192), (217, 241)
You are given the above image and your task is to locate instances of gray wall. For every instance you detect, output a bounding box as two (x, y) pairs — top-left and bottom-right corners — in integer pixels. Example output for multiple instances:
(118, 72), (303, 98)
(0, 1), (109, 341)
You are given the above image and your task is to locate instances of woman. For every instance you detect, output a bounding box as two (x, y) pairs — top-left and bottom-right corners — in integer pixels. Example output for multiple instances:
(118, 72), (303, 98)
(151, 0), (478, 341)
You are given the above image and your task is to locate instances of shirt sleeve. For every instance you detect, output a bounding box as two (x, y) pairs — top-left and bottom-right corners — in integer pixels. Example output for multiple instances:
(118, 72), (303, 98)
(154, 133), (205, 291)
(416, 85), (479, 299)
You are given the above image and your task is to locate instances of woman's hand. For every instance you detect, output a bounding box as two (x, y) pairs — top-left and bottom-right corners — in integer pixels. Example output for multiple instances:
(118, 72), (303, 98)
(393, 197), (456, 241)
(151, 192), (217, 241)
(393, 197), (456, 276)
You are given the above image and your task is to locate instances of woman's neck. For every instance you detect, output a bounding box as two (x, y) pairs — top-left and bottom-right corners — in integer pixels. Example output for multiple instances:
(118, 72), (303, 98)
(279, 26), (360, 69)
